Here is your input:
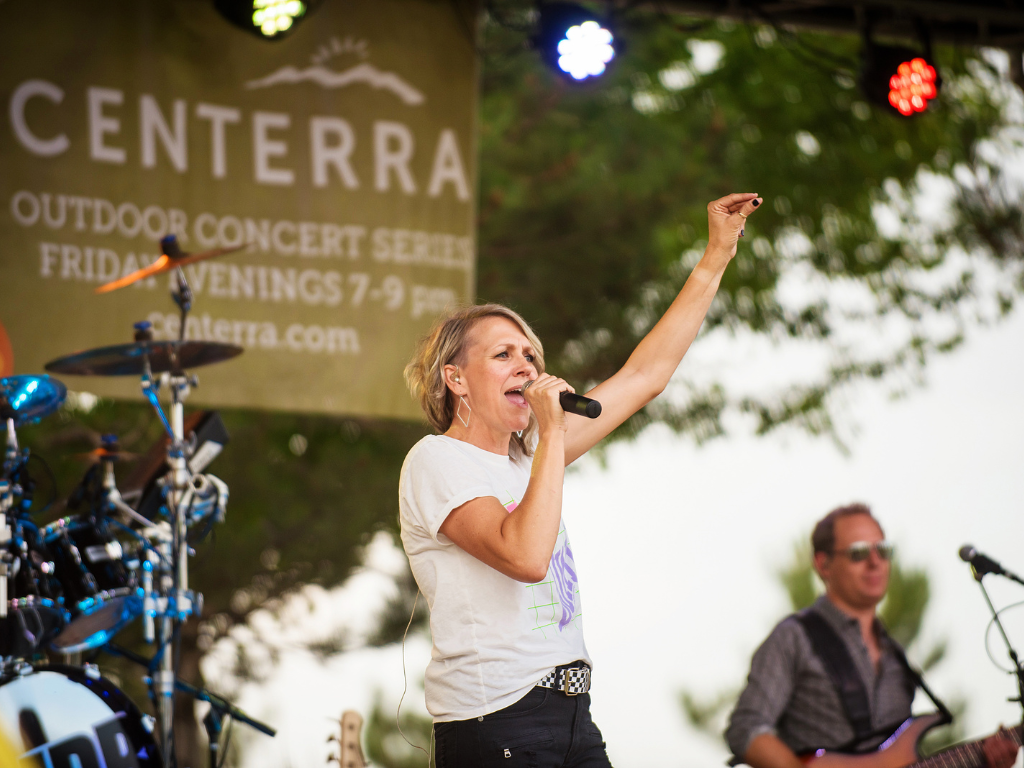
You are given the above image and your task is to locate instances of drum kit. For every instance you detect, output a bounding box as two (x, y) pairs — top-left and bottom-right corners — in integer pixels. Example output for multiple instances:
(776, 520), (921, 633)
(0, 236), (272, 768)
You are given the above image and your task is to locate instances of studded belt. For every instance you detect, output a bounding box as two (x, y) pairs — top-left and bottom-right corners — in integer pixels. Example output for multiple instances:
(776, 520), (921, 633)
(536, 660), (591, 696)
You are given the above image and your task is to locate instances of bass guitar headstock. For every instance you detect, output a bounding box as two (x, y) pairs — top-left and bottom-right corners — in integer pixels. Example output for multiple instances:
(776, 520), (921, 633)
(328, 709), (367, 768)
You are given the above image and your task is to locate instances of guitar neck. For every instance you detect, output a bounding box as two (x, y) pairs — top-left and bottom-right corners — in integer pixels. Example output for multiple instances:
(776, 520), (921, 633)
(916, 724), (1023, 768)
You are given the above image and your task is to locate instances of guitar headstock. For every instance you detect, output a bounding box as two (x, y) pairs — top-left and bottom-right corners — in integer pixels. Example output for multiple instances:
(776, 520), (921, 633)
(327, 710), (367, 768)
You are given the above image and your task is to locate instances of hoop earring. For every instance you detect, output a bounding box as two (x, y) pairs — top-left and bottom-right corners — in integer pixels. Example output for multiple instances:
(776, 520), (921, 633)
(456, 396), (472, 428)
(516, 430), (523, 438)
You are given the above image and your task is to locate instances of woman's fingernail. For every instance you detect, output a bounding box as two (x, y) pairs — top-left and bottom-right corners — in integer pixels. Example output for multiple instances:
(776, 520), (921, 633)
(740, 229), (745, 237)
(752, 199), (761, 207)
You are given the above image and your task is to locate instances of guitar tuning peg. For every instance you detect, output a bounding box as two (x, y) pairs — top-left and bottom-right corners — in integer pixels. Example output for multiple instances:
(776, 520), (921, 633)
(327, 754), (339, 764)
(327, 735), (339, 743)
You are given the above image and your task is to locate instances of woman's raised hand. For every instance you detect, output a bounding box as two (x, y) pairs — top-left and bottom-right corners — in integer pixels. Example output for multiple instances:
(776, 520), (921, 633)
(707, 193), (763, 264)
(523, 373), (574, 434)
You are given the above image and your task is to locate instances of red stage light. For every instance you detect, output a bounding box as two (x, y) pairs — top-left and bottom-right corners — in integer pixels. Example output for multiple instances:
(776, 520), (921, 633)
(886, 57), (937, 116)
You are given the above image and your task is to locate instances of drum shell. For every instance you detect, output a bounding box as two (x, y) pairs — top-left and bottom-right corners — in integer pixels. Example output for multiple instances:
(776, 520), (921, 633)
(41, 517), (143, 654)
(6, 523), (64, 603)
(0, 601), (65, 658)
(0, 524), (67, 658)
(0, 664), (160, 767)
(43, 517), (137, 604)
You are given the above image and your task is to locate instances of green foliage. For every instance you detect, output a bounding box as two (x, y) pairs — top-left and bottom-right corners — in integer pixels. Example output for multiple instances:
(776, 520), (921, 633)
(367, 568), (429, 648)
(880, 561), (930, 649)
(777, 541), (819, 611)
(681, 687), (743, 733)
(364, 693), (434, 768)
(477, 6), (1022, 441)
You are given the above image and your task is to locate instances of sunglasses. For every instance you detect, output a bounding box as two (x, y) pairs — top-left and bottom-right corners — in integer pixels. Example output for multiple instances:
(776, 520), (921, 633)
(832, 541), (894, 562)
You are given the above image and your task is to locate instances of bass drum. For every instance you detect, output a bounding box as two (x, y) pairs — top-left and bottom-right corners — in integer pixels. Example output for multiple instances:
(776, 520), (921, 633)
(0, 665), (160, 768)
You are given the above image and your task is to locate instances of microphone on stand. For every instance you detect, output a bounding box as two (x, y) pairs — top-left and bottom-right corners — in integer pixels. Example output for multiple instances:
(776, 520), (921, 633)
(959, 545), (1024, 586)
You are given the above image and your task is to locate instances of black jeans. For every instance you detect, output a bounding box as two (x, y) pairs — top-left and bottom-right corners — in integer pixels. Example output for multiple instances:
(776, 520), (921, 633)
(433, 686), (612, 768)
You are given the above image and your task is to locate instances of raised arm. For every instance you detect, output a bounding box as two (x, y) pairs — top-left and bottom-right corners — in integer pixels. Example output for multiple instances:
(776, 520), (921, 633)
(563, 192), (762, 465)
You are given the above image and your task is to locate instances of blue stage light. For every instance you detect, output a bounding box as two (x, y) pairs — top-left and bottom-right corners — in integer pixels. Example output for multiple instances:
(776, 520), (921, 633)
(537, 3), (618, 82)
(557, 20), (615, 80)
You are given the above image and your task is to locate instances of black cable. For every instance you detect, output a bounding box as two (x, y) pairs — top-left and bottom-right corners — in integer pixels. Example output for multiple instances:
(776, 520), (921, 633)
(148, 635), (167, 673)
(187, 514), (217, 546)
(173, 622), (182, 689)
(26, 453), (58, 515)
(482, 0), (535, 35)
(648, 0), (715, 35)
(216, 715), (235, 768)
(449, 0), (478, 48)
(778, 26), (858, 71)
(169, 620), (182, 768)
(742, 4), (858, 80)
(109, 520), (172, 568)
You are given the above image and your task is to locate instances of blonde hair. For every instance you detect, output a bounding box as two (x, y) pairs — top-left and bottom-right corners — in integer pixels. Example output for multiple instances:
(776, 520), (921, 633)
(404, 303), (545, 457)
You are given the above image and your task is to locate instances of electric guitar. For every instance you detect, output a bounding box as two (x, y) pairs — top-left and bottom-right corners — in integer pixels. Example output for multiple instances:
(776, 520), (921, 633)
(328, 710), (367, 768)
(802, 714), (1022, 768)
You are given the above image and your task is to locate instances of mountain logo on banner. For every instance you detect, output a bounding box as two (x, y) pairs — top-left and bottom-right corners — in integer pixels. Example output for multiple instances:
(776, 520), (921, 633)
(245, 62), (425, 105)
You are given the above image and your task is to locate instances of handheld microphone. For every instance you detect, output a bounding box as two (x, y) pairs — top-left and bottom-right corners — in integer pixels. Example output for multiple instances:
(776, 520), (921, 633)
(521, 381), (602, 419)
(559, 391), (602, 419)
(959, 545), (1024, 585)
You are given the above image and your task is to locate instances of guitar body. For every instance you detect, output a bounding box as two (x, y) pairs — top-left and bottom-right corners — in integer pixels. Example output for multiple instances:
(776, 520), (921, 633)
(802, 714), (949, 768)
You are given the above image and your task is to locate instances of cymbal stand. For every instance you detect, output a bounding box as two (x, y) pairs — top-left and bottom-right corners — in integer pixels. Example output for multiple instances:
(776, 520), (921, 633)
(137, 266), (203, 768)
(0, 419), (22, 620)
(972, 570), (1024, 723)
(97, 437), (151, 527)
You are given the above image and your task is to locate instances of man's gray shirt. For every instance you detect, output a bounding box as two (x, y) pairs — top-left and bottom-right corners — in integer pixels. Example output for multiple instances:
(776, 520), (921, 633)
(725, 596), (916, 761)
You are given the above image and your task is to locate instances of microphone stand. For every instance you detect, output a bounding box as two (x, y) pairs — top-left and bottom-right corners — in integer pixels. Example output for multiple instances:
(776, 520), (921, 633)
(971, 567), (1024, 723)
(101, 642), (276, 768)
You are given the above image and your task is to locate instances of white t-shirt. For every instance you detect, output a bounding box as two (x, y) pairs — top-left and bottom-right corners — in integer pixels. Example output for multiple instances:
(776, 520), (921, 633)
(399, 434), (591, 722)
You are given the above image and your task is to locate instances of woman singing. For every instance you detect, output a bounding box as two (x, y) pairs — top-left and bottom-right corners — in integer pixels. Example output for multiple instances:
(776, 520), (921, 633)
(400, 193), (762, 767)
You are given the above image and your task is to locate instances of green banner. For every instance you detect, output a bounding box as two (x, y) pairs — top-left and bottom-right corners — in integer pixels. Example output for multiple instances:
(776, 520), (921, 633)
(0, 0), (478, 419)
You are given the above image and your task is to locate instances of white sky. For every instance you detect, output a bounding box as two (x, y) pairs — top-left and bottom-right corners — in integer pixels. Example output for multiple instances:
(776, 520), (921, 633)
(204, 306), (1024, 768)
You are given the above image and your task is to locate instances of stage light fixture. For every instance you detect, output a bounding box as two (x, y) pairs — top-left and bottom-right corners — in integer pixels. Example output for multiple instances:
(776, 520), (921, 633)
(213, 0), (322, 41)
(537, 3), (617, 82)
(558, 20), (615, 80)
(887, 58), (938, 115)
(859, 41), (941, 117)
(253, 0), (305, 37)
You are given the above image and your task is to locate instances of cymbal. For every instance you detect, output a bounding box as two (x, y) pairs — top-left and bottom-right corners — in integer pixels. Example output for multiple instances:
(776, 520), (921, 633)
(0, 375), (67, 426)
(94, 242), (247, 294)
(44, 341), (243, 377)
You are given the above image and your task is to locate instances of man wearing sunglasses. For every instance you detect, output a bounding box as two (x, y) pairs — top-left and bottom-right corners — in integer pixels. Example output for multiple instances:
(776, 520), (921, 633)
(725, 503), (1019, 768)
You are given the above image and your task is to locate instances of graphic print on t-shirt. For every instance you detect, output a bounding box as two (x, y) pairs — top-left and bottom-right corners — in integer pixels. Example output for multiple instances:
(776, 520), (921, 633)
(550, 537), (578, 630)
(501, 492), (518, 513)
(501, 489), (582, 638)
(527, 527), (582, 638)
